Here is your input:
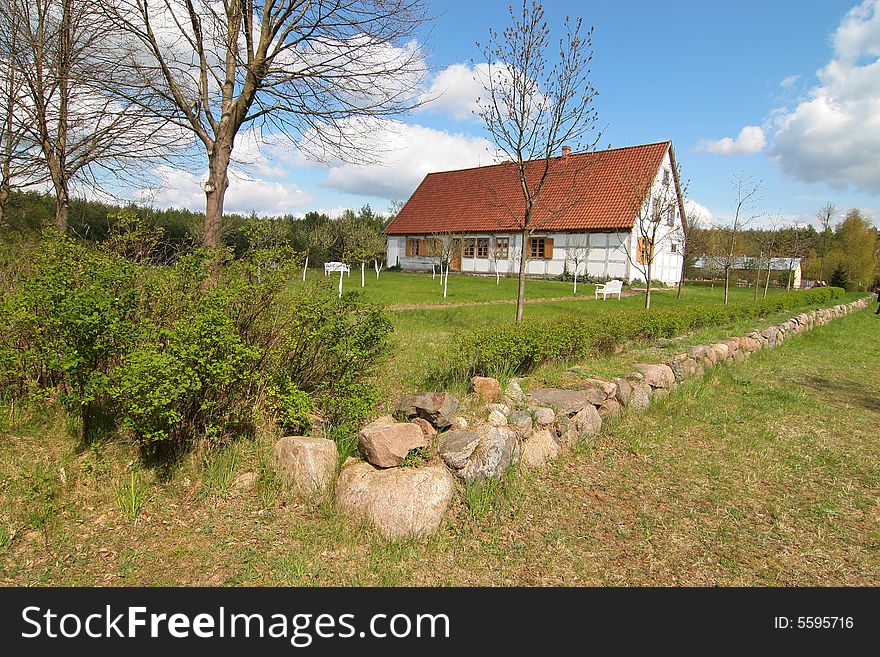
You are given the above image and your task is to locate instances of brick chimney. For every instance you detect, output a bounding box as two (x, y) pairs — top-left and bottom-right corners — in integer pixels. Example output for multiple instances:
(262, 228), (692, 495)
(561, 145), (572, 159)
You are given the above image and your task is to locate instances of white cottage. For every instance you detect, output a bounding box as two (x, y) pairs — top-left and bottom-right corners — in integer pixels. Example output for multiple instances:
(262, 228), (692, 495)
(384, 141), (686, 286)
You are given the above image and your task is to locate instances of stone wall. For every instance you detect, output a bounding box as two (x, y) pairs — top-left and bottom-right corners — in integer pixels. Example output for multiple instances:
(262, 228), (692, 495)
(275, 296), (872, 539)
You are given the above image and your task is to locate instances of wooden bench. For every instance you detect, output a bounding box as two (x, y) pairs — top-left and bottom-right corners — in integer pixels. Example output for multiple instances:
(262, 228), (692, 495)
(595, 279), (623, 300)
(324, 262), (350, 276)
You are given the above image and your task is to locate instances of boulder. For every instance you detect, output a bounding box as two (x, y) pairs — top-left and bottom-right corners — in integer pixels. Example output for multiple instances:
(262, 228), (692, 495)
(521, 429), (560, 468)
(438, 431), (481, 470)
(669, 357), (687, 382)
(573, 404), (602, 438)
(470, 376), (502, 402)
(529, 388), (598, 415)
(358, 419), (425, 468)
(394, 392), (459, 429)
(687, 345), (707, 360)
(508, 411), (533, 439)
(710, 343), (729, 362)
(452, 416), (469, 430)
(335, 462), (455, 539)
(633, 363), (675, 389)
(628, 383), (652, 413)
(504, 379), (528, 404)
(598, 398), (622, 419)
(231, 471), (256, 494)
(274, 436), (339, 496)
(487, 403), (511, 416)
(613, 378), (632, 406)
(533, 406), (556, 426)
(732, 350), (746, 363)
(455, 426), (520, 484)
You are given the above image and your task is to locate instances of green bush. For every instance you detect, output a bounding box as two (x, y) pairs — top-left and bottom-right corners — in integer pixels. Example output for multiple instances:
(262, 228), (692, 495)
(1, 235), (391, 452)
(441, 286), (844, 380)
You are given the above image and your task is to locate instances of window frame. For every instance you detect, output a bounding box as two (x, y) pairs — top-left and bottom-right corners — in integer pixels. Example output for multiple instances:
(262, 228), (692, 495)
(463, 238), (476, 258)
(530, 237), (546, 259)
(476, 237), (490, 258)
(495, 237), (509, 259)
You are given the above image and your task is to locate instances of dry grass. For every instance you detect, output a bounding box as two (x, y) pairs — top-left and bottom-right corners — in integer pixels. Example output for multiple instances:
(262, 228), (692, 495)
(1, 308), (878, 586)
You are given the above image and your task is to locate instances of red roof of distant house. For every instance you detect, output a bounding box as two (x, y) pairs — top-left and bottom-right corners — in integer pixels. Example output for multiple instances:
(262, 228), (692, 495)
(385, 141), (672, 236)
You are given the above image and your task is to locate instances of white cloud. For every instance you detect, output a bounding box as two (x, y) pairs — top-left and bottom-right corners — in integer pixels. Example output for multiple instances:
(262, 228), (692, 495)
(684, 199), (715, 224)
(697, 126), (766, 155)
(770, 0), (880, 195)
(780, 74), (800, 88)
(137, 165), (313, 216)
(419, 63), (487, 121)
(310, 120), (494, 199)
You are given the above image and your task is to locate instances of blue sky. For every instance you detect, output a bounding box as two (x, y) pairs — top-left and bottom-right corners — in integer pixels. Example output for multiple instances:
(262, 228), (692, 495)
(146, 0), (880, 229)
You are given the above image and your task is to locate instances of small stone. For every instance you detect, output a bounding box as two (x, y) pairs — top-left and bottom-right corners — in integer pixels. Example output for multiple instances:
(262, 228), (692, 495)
(488, 409), (508, 427)
(521, 429), (559, 468)
(438, 431), (481, 470)
(470, 376), (502, 402)
(504, 379), (527, 403)
(529, 388), (596, 415)
(598, 398), (622, 419)
(231, 471), (256, 494)
(613, 378), (632, 406)
(533, 407), (556, 426)
(508, 411), (533, 438)
(487, 403), (511, 416)
(573, 404), (602, 437)
(410, 417), (436, 438)
(628, 384), (651, 413)
(452, 416), (469, 430)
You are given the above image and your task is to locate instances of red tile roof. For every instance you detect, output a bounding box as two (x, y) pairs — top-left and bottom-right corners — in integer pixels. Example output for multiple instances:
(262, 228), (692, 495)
(385, 141), (672, 235)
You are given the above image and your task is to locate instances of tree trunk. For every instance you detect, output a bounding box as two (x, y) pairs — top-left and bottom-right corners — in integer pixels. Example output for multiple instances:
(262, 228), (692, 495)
(573, 268), (578, 295)
(676, 257), (684, 299)
(443, 262), (449, 299)
(723, 268), (730, 305)
(361, 261), (365, 287)
(204, 139), (232, 249)
(338, 269), (343, 297)
(764, 259), (772, 298)
(302, 253), (308, 282)
(0, 185), (9, 228)
(432, 262), (435, 279)
(53, 176), (69, 234)
(645, 263), (652, 310)
(515, 228), (529, 323)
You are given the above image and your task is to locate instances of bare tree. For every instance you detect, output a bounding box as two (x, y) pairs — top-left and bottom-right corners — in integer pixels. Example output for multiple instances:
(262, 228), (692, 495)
(565, 235), (590, 294)
(618, 166), (683, 309)
(754, 215), (782, 300)
(476, 0), (601, 322)
(720, 175), (763, 304)
(2, 0), (171, 233)
(105, 0), (429, 249)
(815, 201), (835, 280)
(0, 7), (45, 225)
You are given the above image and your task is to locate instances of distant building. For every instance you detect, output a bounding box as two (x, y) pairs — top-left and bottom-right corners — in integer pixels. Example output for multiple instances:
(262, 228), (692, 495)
(692, 256), (802, 289)
(384, 141), (685, 285)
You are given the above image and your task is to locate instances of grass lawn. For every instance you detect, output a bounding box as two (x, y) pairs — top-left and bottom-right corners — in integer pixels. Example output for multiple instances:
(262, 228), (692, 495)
(2, 304), (877, 586)
(326, 270), (859, 397)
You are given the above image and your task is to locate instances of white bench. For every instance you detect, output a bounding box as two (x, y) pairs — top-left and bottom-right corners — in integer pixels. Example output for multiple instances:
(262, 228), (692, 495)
(595, 279), (623, 300)
(324, 261), (350, 275)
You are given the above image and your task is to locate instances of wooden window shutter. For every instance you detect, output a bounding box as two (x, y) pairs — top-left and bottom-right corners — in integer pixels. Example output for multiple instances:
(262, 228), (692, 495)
(417, 239), (426, 256)
(544, 238), (554, 260)
(405, 239), (411, 256)
(637, 237), (645, 264)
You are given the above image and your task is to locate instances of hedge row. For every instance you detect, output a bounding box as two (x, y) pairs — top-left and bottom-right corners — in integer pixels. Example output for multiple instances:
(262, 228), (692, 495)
(443, 287), (845, 380)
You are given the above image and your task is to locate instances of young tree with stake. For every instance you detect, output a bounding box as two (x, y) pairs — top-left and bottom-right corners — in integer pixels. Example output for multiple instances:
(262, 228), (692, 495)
(565, 235), (590, 294)
(476, 0), (602, 322)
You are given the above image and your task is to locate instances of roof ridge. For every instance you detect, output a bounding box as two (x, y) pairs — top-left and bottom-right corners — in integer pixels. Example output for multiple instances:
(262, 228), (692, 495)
(423, 140), (671, 178)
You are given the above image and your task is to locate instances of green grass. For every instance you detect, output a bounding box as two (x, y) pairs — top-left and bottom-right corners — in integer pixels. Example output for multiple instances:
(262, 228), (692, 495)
(2, 306), (877, 585)
(342, 271), (858, 396)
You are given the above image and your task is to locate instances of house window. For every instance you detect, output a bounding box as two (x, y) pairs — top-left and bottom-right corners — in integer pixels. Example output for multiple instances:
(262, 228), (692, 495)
(529, 237), (553, 259)
(405, 238), (421, 257)
(670, 243), (678, 254)
(495, 237), (509, 259)
(666, 206), (676, 227)
(637, 237), (654, 264)
(662, 169), (670, 185)
(476, 238), (489, 258)
(463, 238), (476, 258)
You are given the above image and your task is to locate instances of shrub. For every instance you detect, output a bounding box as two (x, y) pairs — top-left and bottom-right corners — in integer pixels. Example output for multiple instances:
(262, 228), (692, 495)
(439, 286), (844, 380)
(1, 235), (392, 453)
